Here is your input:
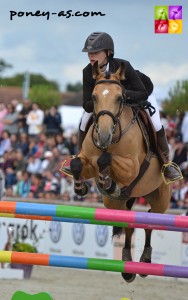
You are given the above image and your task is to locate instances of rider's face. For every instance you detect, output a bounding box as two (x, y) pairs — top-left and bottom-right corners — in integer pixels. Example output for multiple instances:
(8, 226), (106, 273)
(88, 50), (107, 66)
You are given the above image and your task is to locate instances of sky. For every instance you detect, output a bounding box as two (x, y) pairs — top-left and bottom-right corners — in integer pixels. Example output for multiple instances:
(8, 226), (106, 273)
(0, 0), (187, 102)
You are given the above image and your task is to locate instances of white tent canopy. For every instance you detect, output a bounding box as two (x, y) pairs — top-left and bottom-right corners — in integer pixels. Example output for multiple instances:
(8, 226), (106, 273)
(58, 105), (84, 137)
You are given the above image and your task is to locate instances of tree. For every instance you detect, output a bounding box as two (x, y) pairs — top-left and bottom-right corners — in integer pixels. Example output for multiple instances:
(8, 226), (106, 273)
(66, 82), (82, 92)
(0, 59), (12, 77)
(162, 80), (188, 116)
(1, 73), (59, 90)
(29, 85), (61, 110)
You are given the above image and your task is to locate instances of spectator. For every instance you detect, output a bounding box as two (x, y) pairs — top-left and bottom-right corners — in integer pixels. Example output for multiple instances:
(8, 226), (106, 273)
(26, 102), (44, 137)
(40, 151), (53, 173)
(13, 150), (27, 172)
(172, 134), (187, 170)
(43, 170), (59, 195)
(2, 104), (18, 135)
(28, 173), (45, 199)
(45, 136), (56, 151)
(44, 106), (62, 135)
(17, 133), (29, 156)
(5, 167), (17, 188)
(61, 191), (71, 202)
(60, 175), (75, 199)
(18, 99), (32, 133)
(181, 111), (188, 143)
(55, 133), (70, 154)
(34, 132), (48, 159)
(0, 130), (11, 156)
(26, 154), (42, 174)
(67, 133), (78, 155)
(0, 151), (14, 174)
(0, 102), (8, 136)
(49, 147), (63, 174)
(17, 170), (31, 198)
(10, 133), (20, 151)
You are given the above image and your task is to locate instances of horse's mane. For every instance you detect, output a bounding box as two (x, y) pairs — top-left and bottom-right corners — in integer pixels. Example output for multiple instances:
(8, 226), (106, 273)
(105, 71), (110, 79)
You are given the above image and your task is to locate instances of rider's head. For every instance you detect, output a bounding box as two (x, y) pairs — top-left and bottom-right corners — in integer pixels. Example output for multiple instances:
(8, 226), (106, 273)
(82, 32), (114, 68)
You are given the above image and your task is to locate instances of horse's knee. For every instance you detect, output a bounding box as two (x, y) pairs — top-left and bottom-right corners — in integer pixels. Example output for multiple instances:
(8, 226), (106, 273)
(70, 157), (83, 180)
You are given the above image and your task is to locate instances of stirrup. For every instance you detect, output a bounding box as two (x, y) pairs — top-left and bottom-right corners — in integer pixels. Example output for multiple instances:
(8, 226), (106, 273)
(58, 155), (76, 178)
(161, 161), (183, 185)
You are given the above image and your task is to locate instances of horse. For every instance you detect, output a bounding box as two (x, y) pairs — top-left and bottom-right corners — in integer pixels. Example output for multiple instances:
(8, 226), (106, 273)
(69, 61), (172, 283)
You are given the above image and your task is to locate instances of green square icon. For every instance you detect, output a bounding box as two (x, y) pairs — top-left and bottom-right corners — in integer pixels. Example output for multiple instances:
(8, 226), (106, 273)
(154, 6), (168, 20)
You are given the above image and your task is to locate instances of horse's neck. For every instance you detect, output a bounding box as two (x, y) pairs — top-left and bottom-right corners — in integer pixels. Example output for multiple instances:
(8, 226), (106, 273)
(120, 106), (146, 160)
(121, 106), (134, 124)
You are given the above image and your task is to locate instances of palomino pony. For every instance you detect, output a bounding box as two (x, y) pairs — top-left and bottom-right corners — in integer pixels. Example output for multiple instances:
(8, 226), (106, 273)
(70, 62), (171, 282)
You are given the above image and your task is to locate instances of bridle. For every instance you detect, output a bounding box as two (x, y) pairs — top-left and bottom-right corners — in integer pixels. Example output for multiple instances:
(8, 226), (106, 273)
(92, 79), (139, 151)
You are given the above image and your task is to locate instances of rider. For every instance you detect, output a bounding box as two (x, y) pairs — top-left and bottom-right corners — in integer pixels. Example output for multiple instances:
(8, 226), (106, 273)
(61, 32), (182, 183)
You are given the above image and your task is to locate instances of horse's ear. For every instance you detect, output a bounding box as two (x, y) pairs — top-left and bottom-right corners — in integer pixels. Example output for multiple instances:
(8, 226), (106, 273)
(115, 62), (125, 80)
(92, 61), (101, 80)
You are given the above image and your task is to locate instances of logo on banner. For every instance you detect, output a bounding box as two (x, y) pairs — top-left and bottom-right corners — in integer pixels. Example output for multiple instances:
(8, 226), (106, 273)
(49, 221), (62, 243)
(95, 225), (108, 247)
(72, 223), (85, 245)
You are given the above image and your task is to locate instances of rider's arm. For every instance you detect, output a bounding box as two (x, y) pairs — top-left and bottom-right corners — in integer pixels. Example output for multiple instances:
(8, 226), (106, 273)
(121, 60), (149, 103)
(83, 65), (95, 113)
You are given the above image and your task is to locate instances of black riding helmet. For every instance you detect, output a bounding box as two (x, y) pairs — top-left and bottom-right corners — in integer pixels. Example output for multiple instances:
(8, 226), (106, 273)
(82, 32), (114, 56)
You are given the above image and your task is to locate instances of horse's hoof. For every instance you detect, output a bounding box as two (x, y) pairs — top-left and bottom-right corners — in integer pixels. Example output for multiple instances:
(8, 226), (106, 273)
(121, 272), (136, 283)
(139, 246), (152, 278)
(75, 182), (90, 196)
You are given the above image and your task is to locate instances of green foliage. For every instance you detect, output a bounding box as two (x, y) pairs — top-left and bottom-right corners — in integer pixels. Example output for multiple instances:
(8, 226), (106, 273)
(0, 58), (12, 76)
(66, 81), (82, 92)
(1, 73), (59, 90)
(29, 85), (61, 110)
(162, 80), (188, 116)
(12, 242), (37, 253)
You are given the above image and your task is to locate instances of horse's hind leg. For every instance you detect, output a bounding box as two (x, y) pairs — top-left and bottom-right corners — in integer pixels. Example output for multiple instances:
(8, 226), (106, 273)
(112, 197), (137, 283)
(139, 227), (153, 278)
(139, 183), (171, 278)
(121, 227), (137, 283)
(70, 157), (90, 196)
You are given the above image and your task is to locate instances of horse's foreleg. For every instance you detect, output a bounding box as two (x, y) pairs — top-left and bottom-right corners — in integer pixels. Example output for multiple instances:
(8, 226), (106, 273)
(70, 157), (90, 196)
(97, 152), (120, 196)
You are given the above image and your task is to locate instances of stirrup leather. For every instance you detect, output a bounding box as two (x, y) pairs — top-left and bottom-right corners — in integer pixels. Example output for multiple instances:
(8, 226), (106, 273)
(161, 161), (183, 185)
(58, 155), (76, 178)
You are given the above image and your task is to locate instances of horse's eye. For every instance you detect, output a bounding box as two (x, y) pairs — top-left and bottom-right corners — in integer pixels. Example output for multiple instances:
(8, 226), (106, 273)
(92, 95), (96, 102)
(117, 96), (123, 103)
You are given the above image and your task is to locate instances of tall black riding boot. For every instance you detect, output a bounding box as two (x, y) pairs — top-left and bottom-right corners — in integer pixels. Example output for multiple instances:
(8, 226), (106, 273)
(60, 129), (85, 177)
(156, 126), (183, 184)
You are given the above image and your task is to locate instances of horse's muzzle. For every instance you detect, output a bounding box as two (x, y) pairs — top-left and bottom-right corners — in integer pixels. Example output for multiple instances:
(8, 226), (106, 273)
(97, 130), (112, 149)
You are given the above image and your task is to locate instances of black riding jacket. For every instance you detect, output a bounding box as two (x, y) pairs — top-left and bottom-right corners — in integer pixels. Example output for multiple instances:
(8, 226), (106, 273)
(83, 57), (152, 113)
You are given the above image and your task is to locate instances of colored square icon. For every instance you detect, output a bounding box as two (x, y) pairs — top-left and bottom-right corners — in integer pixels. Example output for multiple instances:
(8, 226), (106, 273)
(155, 20), (168, 33)
(168, 6), (182, 20)
(154, 6), (168, 20)
(168, 20), (182, 33)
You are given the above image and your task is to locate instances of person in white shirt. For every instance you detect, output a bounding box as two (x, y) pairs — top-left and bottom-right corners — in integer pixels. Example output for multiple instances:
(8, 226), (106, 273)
(181, 111), (188, 144)
(26, 102), (44, 136)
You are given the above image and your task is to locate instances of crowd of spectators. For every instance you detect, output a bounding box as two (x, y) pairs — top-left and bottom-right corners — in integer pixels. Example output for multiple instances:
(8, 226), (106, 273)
(0, 98), (188, 209)
(0, 99), (101, 203)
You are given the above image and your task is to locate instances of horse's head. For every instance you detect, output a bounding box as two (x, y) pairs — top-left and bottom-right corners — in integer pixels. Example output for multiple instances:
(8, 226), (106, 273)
(92, 61), (126, 150)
